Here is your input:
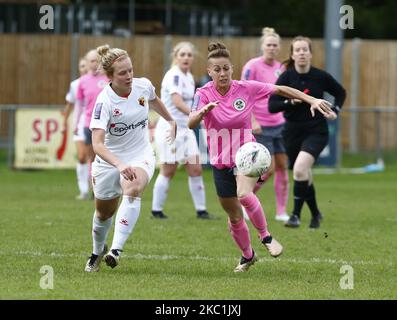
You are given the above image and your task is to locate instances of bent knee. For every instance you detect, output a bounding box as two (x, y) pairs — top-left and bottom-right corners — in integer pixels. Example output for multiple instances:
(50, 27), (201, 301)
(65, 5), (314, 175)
(293, 167), (309, 180)
(123, 186), (144, 197)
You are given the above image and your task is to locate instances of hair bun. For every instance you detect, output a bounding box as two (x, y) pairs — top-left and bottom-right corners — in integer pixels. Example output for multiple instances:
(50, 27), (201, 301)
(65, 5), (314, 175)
(262, 27), (275, 36)
(97, 44), (110, 57)
(208, 42), (226, 53)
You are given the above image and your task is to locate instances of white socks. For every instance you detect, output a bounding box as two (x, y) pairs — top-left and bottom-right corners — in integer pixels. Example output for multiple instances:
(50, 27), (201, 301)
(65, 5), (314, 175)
(92, 213), (112, 255)
(152, 174), (170, 211)
(76, 163), (89, 195)
(111, 196), (141, 251)
(188, 176), (206, 211)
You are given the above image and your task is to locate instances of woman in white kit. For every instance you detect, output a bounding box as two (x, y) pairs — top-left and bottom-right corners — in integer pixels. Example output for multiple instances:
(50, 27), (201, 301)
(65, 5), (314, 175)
(85, 45), (176, 272)
(62, 58), (89, 200)
(151, 41), (214, 220)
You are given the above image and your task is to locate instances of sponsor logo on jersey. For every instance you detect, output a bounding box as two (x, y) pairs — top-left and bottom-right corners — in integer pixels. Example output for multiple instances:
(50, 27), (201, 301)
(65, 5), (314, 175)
(138, 97), (145, 106)
(233, 98), (246, 111)
(112, 108), (122, 117)
(109, 118), (148, 136)
(94, 103), (103, 119)
(173, 75), (179, 86)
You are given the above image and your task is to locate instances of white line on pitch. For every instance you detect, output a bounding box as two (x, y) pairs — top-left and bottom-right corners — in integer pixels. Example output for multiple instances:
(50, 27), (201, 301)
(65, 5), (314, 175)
(1, 250), (393, 267)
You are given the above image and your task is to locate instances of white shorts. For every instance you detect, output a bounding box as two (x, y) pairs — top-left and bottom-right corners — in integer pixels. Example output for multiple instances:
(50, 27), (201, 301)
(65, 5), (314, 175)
(73, 111), (85, 142)
(92, 148), (156, 200)
(155, 125), (199, 164)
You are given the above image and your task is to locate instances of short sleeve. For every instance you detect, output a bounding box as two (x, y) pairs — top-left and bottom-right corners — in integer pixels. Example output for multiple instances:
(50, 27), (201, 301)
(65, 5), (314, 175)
(165, 71), (183, 96)
(241, 61), (255, 80)
(141, 77), (156, 101)
(76, 79), (84, 102)
(191, 89), (209, 112)
(65, 84), (74, 103)
(252, 81), (276, 103)
(89, 98), (110, 131)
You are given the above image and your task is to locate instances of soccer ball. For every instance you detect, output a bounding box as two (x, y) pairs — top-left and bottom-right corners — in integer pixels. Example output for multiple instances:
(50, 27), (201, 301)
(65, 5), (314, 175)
(235, 142), (271, 177)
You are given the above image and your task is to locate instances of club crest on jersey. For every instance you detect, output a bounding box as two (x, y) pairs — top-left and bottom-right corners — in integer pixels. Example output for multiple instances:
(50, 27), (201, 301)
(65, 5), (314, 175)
(233, 98), (246, 111)
(138, 97), (146, 106)
(275, 69), (282, 77)
(113, 108), (122, 117)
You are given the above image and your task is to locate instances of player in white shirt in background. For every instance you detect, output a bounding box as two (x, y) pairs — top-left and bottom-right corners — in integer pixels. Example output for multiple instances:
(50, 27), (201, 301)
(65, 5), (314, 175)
(62, 58), (90, 200)
(85, 45), (176, 272)
(152, 42), (214, 220)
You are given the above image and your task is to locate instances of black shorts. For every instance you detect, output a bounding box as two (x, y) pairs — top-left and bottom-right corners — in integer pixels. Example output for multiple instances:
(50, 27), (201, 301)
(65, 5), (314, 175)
(212, 166), (237, 198)
(84, 127), (92, 145)
(283, 121), (329, 170)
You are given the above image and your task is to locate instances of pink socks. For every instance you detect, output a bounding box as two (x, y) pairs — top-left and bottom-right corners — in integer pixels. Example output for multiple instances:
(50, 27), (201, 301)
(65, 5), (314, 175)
(228, 218), (253, 259)
(274, 169), (289, 215)
(239, 192), (270, 240)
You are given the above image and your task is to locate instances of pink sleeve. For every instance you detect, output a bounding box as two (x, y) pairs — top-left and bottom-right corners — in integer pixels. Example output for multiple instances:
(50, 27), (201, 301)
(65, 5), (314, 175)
(76, 78), (84, 107)
(253, 82), (276, 103)
(241, 61), (255, 80)
(191, 89), (209, 112)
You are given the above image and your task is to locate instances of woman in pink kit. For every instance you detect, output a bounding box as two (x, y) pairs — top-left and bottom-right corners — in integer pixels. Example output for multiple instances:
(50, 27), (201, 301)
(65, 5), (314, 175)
(188, 42), (334, 272)
(76, 49), (109, 191)
(241, 27), (289, 222)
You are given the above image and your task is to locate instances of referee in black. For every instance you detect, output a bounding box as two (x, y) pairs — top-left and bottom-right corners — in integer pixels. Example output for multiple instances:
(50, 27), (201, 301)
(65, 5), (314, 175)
(269, 36), (346, 228)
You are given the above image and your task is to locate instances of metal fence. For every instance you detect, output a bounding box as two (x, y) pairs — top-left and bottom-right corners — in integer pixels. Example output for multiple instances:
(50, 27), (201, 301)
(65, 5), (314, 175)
(1, 104), (396, 170)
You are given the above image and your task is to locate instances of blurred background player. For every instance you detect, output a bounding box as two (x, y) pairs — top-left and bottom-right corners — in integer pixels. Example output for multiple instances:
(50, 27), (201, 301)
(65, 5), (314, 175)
(189, 42), (333, 272)
(152, 41), (214, 220)
(76, 49), (109, 196)
(269, 36), (346, 229)
(241, 27), (289, 222)
(85, 45), (176, 272)
(62, 57), (89, 200)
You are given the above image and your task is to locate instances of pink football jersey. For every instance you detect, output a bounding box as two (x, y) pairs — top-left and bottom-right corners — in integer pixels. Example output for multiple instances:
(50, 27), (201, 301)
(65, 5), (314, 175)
(241, 57), (285, 126)
(76, 73), (109, 128)
(193, 80), (275, 169)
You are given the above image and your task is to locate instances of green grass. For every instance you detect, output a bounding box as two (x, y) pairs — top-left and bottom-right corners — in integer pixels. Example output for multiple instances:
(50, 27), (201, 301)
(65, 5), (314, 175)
(0, 153), (396, 300)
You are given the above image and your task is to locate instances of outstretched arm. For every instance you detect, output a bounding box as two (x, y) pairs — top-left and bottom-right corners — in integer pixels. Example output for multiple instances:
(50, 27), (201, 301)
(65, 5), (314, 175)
(188, 101), (218, 129)
(274, 85), (336, 119)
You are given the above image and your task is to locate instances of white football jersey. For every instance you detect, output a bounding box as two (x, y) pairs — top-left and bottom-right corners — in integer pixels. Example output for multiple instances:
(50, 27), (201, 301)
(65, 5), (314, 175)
(90, 78), (156, 163)
(159, 65), (195, 129)
(65, 78), (79, 104)
(65, 78), (85, 130)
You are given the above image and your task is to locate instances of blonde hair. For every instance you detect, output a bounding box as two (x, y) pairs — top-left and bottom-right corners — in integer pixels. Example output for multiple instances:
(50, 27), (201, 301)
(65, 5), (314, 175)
(261, 27), (281, 45)
(171, 41), (195, 66)
(96, 44), (129, 77)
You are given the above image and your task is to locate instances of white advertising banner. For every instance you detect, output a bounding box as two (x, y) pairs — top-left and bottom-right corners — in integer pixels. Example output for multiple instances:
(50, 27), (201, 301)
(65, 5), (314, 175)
(15, 108), (77, 169)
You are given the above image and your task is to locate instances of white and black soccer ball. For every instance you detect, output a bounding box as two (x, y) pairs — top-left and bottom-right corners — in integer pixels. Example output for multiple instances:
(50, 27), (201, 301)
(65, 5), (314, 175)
(235, 142), (271, 177)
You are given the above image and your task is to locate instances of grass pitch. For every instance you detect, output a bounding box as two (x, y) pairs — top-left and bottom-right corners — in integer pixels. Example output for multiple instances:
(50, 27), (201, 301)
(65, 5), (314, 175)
(0, 154), (396, 300)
